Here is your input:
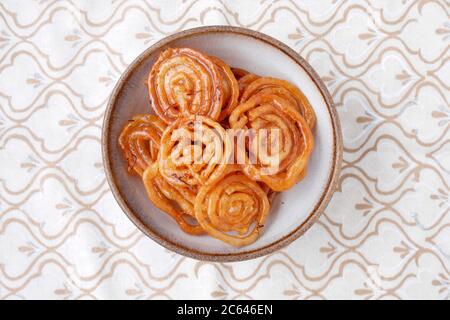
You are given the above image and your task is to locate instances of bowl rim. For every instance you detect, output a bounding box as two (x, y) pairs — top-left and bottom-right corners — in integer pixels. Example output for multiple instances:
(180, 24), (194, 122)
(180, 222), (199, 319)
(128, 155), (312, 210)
(102, 25), (343, 262)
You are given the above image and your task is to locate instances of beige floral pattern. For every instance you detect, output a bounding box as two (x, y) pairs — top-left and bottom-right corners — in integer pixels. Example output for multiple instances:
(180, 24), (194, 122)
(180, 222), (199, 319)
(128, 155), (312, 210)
(0, 0), (449, 300)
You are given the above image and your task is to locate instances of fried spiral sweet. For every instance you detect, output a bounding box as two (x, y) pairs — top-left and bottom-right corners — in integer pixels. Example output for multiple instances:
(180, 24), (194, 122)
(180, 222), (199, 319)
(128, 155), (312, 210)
(229, 93), (314, 191)
(148, 48), (224, 123)
(119, 114), (167, 175)
(143, 163), (204, 235)
(119, 47), (318, 247)
(240, 77), (316, 129)
(194, 169), (270, 246)
(159, 115), (232, 188)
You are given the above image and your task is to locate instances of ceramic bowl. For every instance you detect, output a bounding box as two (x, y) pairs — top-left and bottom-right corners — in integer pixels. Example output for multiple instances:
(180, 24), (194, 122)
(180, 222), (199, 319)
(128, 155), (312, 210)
(102, 26), (342, 262)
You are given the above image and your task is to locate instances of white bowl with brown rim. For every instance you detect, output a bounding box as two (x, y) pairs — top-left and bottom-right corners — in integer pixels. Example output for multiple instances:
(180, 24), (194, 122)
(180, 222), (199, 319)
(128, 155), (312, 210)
(102, 26), (342, 262)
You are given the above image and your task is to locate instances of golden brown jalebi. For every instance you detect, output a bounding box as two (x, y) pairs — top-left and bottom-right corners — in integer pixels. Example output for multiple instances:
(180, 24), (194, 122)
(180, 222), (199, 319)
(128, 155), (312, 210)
(148, 48), (224, 123)
(118, 114), (167, 175)
(229, 93), (314, 191)
(240, 77), (316, 129)
(143, 163), (204, 235)
(159, 115), (232, 188)
(194, 168), (270, 246)
(209, 56), (239, 121)
(118, 47), (317, 247)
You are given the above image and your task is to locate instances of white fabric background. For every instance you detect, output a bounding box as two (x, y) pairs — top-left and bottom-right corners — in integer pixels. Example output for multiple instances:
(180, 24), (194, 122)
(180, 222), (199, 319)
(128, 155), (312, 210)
(0, 0), (449, 299)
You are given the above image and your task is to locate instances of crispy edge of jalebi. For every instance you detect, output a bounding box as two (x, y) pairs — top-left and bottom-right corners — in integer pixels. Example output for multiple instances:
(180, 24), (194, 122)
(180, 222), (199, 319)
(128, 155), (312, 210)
(209, 56), (239, 121)
(229, 93), (314, 191)
(231, 67), (249, 80)
(142, 163), (204, 235)
(237, 73), (260, 99)
(147, 47), (224, 124)
(258, 181), (278, 204)
(118, 114), (167, 176)
(158, 115), (233, 188)
(240, 77), (316, 130)
(194, 167), (270, 246)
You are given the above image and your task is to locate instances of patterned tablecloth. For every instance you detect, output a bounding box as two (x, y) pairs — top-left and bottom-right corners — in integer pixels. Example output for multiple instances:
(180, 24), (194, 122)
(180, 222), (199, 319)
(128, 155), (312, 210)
(0, 0), (449, 300)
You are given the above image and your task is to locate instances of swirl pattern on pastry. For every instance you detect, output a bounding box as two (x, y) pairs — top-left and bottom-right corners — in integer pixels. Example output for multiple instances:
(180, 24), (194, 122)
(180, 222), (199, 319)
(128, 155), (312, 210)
(229, 93), (314, 191)
(148, 48), (224, 123)
(118, 114), (167, 175)
(194, 169), (270, 246)
(159, 115), (232, 188)
(240, 77), (316, 129)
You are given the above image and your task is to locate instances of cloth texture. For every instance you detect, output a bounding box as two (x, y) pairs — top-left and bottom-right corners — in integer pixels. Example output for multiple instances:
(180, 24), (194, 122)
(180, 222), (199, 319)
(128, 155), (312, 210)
(0, 0), (449, 299)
